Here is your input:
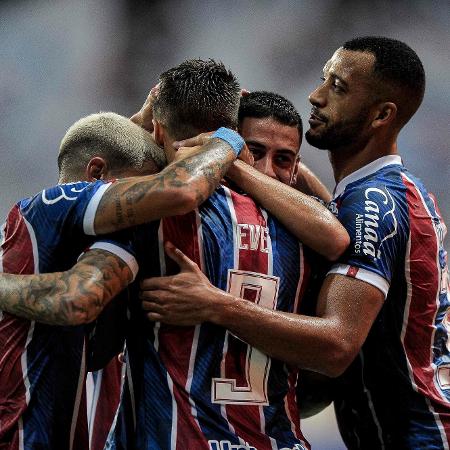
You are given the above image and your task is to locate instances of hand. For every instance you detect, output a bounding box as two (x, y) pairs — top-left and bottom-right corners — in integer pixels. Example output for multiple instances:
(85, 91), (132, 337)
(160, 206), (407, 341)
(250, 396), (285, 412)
(173, 131), (253, 165)
(140, 241), (226, 326)
(172, 145), (205, 163)
(172, 132), (215, 162)
(173, 131), (214, 149)
(130, 83), (160, 132)
(237, 143), (254, 166)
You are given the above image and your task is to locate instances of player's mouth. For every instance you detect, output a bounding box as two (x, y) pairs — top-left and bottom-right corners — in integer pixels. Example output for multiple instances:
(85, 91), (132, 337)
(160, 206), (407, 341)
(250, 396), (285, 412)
(308, 109), (327, 127)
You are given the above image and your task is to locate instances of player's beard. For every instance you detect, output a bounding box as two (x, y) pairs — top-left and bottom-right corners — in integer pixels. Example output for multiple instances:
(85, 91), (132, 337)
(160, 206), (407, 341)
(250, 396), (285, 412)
(305, 113), (368, 151)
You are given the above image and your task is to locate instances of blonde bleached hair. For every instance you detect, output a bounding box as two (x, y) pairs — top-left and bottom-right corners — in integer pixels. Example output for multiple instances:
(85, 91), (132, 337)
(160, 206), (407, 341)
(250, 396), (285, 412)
(58, 112), (166, 181)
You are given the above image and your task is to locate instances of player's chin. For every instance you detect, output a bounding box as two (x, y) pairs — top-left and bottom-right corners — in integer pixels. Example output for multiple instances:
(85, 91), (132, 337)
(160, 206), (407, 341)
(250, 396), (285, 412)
(305, 129), (328, 150)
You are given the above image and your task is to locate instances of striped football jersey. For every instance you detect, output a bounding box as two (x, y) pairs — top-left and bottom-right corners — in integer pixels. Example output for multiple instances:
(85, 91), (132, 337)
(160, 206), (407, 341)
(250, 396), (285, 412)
(328, 155), (450, 449)
(106, 185), (312, 450)
(0, 180), (137, 450)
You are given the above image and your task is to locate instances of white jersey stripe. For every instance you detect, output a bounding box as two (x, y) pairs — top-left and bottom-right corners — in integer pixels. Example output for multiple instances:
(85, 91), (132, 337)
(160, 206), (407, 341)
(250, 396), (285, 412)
(185, 210), (205, 430)
(19, 217), (39, 414)
(83, 182), (112, 235)
(23, 217), (40, 275)
(220, 187), (241, 441)
(88, 370), (103, 447)
(359, 352), (385, 448)
(401, 173), (449, 447)
(224, 187), (239, 270)
(69, 339), (87, 450)
(167, 374), (178, 450)
(125, 351), (137, 431)
(259, 207), (273, 442)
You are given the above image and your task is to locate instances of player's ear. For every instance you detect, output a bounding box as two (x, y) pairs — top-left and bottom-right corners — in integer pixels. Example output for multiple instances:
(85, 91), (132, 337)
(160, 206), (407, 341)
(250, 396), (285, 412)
(289, 156), (301, 187)
(153, 120), (165, 147)
(86, 157), (108, 181)
(371, 102), (397, 129)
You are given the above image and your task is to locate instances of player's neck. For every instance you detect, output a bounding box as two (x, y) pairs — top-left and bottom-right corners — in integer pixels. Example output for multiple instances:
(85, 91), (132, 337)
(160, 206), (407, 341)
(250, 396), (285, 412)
(329, 138), (398, 184)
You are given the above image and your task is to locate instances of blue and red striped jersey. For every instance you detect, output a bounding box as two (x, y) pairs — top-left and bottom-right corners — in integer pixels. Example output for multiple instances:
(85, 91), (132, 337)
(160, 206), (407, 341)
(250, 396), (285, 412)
(107, 185), (312, 450)
(0, 180), (137, 450)
(328, 155), (450, 449)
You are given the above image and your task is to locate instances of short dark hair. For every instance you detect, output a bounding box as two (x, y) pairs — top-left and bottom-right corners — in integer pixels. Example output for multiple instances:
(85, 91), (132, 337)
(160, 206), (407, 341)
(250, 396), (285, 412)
(238, 91), (303, 136)
(343, 36), (425, 126)
(152, 59), (240, 140)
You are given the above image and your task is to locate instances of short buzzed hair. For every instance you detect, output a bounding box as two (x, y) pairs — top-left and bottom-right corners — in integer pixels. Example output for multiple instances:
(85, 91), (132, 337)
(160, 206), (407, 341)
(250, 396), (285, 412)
(343, 36), (425, 126)
(238, 91), (303, 136)
(58, 112), (166, 181)
(152, 59), (240, 140)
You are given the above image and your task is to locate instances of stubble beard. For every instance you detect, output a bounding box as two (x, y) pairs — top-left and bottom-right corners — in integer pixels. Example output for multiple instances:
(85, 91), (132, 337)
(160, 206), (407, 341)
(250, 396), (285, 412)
(305, 115), (368, 152)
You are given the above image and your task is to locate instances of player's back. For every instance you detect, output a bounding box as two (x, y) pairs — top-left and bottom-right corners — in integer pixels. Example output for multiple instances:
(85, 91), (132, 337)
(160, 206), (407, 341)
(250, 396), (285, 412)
(329, 157), (450, 449)
(0, 180), (117, 450)
(113, 185), (311, 450)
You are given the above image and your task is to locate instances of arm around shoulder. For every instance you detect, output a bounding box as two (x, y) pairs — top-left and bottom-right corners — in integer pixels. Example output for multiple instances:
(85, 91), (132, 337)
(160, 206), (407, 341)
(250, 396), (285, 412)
(227, 160), (349, 261)
(94, 137), (239, 235)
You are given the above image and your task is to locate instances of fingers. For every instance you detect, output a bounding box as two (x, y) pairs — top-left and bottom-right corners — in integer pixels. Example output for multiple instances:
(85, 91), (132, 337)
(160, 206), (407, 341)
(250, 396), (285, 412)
(146, 312), (163, 322)
(173, 136), (203, 149)
(140, 276), (172, 290)
(150, 83), (160, 97)
(164, 241), (200, 272)
(237, 144), (254, 166)
(172, 145), (204, 162)
(240, 88), (251, 97)
(173, 131), (214, 149)
(141, 299), (164, 312)
(130, 111), (142, 126)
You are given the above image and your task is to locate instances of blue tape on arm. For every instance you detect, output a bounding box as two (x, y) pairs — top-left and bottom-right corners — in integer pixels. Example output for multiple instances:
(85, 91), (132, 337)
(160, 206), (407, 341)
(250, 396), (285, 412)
(212, 127), (244, 156)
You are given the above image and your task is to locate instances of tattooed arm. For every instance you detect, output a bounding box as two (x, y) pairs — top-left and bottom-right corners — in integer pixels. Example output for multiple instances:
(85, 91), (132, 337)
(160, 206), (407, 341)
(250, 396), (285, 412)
(0, 249), (132, 326)
(94, 138), (237, 235)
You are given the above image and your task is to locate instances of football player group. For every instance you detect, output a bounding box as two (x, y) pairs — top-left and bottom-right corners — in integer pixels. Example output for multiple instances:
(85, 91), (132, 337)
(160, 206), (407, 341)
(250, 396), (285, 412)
(0, 36), (448, 450)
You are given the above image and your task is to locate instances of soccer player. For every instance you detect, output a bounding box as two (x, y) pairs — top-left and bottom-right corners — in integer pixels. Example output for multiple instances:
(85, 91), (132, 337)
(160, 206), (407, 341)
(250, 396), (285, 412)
(0, 108), (242, 449)
(238, 91), (331, 202)
(89, 89), (344, 450)
(145, 37), (449, 449)
(305, 36), (450, 449)
(99, 62), (346, 449)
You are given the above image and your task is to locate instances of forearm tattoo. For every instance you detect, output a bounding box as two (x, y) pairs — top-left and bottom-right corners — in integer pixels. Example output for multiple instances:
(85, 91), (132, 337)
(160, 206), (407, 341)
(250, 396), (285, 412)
(0, 249), (131, 325)
(99, 139), (234, 230)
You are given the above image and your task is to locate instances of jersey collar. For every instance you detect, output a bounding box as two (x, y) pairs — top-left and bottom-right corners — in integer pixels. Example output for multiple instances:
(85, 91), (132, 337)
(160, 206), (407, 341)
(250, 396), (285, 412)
(333, 155), (402, 199)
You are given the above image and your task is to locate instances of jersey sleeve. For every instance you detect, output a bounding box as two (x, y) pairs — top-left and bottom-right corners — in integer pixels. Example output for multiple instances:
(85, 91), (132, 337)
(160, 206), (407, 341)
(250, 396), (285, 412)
(328, 183), (406, 297)
(25, 180), (113, 236)
(81, 232), (139, 282)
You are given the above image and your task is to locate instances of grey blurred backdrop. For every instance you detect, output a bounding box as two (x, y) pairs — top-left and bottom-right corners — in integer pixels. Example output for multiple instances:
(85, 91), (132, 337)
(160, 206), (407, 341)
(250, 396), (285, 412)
(1, 0), (449, 449)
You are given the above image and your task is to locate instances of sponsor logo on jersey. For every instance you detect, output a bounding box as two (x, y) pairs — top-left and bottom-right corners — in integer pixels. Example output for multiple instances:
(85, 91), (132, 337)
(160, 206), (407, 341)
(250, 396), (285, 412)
(41, 183), (88, 205)
(356, 186), (398, 260)
(237, 224), (269, 253)
(208, 441), (304, 450)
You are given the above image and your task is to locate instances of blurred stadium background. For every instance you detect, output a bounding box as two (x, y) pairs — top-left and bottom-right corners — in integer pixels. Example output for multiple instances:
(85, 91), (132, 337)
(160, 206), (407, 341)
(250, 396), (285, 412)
(1, 1), (449, 448)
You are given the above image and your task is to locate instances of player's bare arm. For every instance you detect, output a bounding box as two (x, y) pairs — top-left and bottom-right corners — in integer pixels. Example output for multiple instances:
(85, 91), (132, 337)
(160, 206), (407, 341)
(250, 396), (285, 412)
(0, 249), (132, 326)
(141, 242), (384, 377)
(94, 138), (237, 234)
(294, 161), (332, 203)
(173, 133), (348, 261)
(227, 160), (348, 260)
